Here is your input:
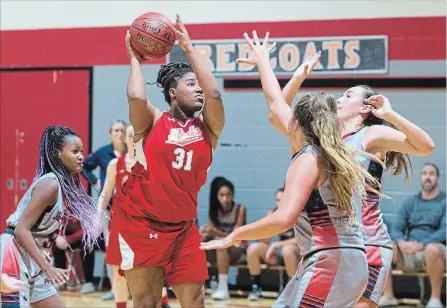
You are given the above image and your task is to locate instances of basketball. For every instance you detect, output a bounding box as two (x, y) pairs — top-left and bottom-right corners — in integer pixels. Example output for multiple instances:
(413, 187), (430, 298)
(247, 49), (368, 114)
(130, 12), (176, 60)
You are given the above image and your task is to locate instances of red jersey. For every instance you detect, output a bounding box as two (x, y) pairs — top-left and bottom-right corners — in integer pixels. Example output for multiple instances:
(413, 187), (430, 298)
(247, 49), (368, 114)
(113, 154), (131, 209)
(120, 112), (213, 223)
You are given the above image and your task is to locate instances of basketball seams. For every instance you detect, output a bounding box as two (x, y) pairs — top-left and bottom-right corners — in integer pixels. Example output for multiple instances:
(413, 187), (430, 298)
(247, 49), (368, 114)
(131, 21), (175, 46)
(129, 12), (175, 59)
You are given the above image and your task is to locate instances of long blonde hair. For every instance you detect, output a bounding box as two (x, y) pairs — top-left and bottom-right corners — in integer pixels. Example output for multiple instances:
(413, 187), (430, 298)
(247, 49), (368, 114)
(292, 92), (384, 213)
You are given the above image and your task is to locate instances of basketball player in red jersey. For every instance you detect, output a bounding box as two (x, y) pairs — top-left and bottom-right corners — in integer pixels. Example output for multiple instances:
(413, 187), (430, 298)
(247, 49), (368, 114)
(116, 14), (224, 308)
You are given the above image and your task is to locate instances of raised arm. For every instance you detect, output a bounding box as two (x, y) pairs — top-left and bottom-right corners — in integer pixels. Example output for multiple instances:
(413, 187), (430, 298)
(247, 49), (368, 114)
(174, 15), (224, 148)
(125, 31), (162, 142)
(200, 152), (319, 249)
(363, 95), (435, 156)
(270, 53), (322, 136)
(236, 32), (294, 141)
(282, 52), (321, 106)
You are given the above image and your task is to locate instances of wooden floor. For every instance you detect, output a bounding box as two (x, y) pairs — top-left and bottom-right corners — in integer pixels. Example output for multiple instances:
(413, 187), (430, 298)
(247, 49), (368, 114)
(60, 291), (275, 307)
(60, 291), (421, 308)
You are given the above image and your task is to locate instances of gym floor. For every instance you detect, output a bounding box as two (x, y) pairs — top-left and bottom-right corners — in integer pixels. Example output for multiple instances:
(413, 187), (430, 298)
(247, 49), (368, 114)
(60, 291), (420, 307)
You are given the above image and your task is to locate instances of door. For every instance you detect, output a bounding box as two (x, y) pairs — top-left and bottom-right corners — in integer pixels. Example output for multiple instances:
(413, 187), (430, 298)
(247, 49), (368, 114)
(0, 69), (91, 230)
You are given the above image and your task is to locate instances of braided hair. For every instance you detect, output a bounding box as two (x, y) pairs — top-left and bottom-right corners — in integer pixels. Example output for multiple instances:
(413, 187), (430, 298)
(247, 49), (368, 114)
(35, 126), (101, 252)
(156, 62), (193, 104)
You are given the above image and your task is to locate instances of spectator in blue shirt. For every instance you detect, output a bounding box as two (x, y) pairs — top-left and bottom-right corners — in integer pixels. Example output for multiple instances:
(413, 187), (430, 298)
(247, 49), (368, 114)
(380, 163), (446, 308)
(82, 120), (126, 191)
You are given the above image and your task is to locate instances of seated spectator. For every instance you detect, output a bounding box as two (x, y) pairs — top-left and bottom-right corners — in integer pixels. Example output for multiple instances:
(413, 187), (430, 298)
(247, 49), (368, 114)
(380, 163), (446, 308)
(52, 217), (95, 291)
(246, 187), (300, 301)
(200, 177), (247, 300)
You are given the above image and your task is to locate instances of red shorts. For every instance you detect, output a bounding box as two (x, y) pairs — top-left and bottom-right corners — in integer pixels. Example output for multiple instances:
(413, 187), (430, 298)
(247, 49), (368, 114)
(115, 207), (208, 286)
(106, 210), (121, 266)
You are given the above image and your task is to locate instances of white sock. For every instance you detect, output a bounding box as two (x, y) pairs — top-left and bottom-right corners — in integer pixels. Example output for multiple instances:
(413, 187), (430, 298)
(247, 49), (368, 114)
(217, 274), (228, 291)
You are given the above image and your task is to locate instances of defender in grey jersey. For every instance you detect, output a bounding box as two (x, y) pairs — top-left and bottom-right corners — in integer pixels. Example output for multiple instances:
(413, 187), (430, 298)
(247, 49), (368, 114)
(200, 40), (378, 306)
(252, 41), (434, 307)
(337, 86), (434, 306)
(1, 126), (101, 308)
(1, 173), (65, 307)
(273, 145), (368, 308)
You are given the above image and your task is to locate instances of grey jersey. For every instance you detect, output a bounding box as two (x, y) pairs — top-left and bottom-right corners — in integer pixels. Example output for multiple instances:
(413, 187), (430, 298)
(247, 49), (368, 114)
(290, 145), (364, 256)
(216, 204), (243, 234)
(343, 127), (393, 248)
(6, 172), (66, 249)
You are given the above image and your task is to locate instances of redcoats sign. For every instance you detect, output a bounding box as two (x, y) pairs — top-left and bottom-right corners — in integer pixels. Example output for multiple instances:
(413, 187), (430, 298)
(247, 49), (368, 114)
(167, 36), (388, 76)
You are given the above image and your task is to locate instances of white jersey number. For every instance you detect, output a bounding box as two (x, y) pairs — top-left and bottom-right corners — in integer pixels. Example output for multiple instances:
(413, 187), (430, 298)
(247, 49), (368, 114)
(172, 148), (193, 171)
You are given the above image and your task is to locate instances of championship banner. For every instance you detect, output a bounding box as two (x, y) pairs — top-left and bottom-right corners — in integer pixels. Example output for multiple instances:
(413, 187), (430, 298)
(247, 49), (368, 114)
(167, 36), (388, 76)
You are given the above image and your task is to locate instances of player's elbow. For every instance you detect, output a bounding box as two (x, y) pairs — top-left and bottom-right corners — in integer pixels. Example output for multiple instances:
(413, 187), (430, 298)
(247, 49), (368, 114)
(283, 216), (296, 230)
(275, 214), (295, 231)
(13, 224), (27, 241)
(207, 89), (222, 100)
(268, 112), (276, 124)
(420, 140), (435, 156)
(127, 91), (146, 103)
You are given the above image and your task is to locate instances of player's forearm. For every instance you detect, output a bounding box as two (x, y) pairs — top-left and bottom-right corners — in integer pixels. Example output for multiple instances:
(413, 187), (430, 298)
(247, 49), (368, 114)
(231, 212), (293, 241)
(127, 58), (147, 101)
(282, 75), (305, 106)
(186, 49), (221, 98)
(257, 58), (287, 115)
(14, 228), (51, 272)
(384, 111), (435, 155)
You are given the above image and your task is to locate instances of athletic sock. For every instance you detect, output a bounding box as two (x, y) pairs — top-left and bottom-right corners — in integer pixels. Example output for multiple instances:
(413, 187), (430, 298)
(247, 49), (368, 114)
(116, 302), (127, 308)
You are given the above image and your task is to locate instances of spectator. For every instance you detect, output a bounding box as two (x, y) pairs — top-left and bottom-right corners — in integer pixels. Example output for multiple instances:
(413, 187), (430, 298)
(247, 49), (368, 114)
(380, 163), (446, 308)
(80, 119), (126, 294)
(52, 218), (95, 291)
(246, 188), (300, 301)
(82, 120), (126, 191)
(200, 177), (247, 300)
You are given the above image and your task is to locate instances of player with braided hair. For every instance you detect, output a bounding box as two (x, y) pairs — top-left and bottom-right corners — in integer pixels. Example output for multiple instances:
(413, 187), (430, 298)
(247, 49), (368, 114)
(116, 14), (224, 308)
(1, 125), (101, 308)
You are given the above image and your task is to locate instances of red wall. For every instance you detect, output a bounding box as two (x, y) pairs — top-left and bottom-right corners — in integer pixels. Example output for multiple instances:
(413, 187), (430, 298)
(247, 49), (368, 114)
(0, 70), (91, 230)
(1, 17), (445, 68)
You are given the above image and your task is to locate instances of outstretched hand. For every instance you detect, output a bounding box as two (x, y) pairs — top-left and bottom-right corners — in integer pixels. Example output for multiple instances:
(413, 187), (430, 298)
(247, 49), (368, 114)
(199, 235), (241, 251)
(363, 94), (394, 120)
(174, 14), (194, 53)
(292, 51), (322, 80)
(236, 31), (276, 66)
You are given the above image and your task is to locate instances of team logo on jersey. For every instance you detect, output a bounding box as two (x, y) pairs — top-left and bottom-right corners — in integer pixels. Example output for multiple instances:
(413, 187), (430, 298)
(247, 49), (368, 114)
(165, 126), (203, 147)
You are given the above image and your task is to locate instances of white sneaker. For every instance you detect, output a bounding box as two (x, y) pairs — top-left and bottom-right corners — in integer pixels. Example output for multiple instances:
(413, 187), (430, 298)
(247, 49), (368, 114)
(80, 282), (95, 294)
(211, 289), (230, 300)
(378, 295), (398, 307)
(426, 298), (444, 308)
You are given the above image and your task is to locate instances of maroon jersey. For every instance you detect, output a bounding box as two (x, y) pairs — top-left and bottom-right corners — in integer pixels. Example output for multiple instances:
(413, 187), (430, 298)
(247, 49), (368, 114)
(120, 112), (213, 223)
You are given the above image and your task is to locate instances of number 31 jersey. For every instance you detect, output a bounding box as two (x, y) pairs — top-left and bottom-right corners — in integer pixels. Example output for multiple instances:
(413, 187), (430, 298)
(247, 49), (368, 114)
(120, 112), (213, 223)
